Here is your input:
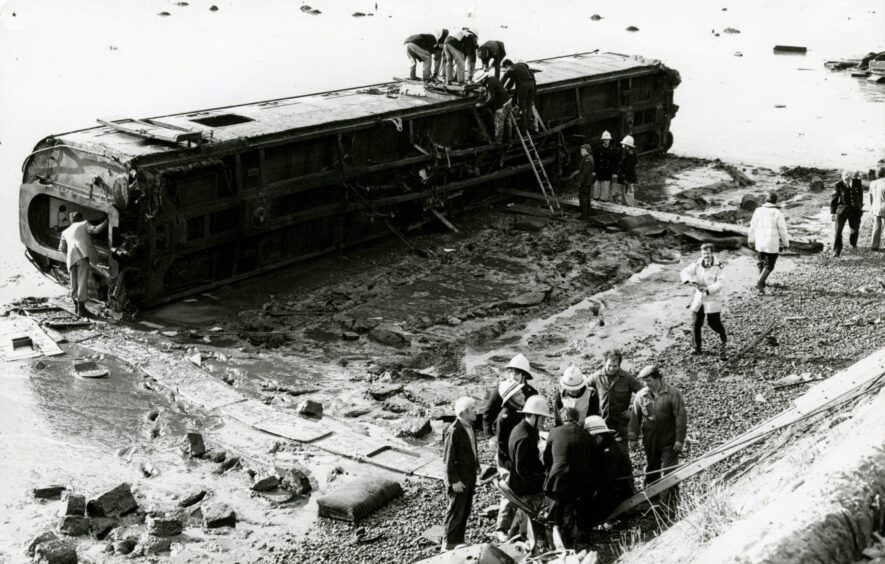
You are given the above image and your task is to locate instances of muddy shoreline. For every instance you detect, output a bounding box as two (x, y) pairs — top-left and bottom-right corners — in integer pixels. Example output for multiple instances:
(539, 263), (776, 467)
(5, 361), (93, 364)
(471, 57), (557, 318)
(4, 154), (885, 563)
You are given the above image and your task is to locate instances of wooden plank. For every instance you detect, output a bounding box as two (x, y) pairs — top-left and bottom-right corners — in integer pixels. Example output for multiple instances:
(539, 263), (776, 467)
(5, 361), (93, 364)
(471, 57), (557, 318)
(221, 400), (279, 426)
(794, 347), (885, 414)
(174, 377), (246, 411)
(430, 209), (460, 233)
(253, 412), (332, 443)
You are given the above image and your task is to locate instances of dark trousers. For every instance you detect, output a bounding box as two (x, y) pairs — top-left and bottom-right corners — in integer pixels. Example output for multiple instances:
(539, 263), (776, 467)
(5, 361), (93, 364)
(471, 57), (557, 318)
(834, 208), (862, 252)
(546, 493), (578, 547)
(444, 481), (475, 549)
(643, 435), (680, 509)
(579, 185), (592, 219)
(692, 306), (726, 350)
(515, 82), (536, 131)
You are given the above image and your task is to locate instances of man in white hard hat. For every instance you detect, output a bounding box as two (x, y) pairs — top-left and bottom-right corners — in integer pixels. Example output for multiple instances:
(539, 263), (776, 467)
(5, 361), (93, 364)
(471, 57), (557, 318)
(442, 396), (480, 551)
(592, 131), (617, 202)
(615, 135), (637, 206)
(580, 416), (633, 526)
(493, 380), (525, 541)
(58, 211), (108, 317)
(508, 395), (553, 547)
(553, 366), (594, 426)
(628, 366), (686, 509)
(543, 406), (596, 546)
(482, 353), (538, 436)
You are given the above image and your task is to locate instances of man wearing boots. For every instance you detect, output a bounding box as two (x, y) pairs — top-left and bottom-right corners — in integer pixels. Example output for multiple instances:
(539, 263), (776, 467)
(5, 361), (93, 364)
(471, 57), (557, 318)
(748, 192), (790, 295)
(592, 131), (617, 202)
(680, 243), (727, 359)
(58, 212), (108, 317)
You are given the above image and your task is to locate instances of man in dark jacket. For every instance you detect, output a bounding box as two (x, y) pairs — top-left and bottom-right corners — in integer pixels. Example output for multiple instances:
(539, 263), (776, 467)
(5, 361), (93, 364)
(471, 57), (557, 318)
(615, 135), (637, 206)
(502, 59), (537, 132)
(592, 130), (618, 202)
(830, 169), (865, 257)
(628, 366), (687, 509)
(404, 33), (443, 81)
(493, 380), (525, 541)
(582, 416), (634, 526)
(442, 397), (480, 550)
(543, 407), (596, 547)
(475, 76), (512, 143)
(586, 349), (644, 445)
(508, 395), (552, 545)
(482, 353), (538, 436)
(477, 40), (507, 79)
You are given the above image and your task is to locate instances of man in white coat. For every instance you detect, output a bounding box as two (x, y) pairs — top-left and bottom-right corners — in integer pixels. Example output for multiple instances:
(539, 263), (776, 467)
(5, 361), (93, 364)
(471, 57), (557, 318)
(869, 167), (885, 251)
(680, 243), (727, 359)
(747, 192), (790, 295)
(58, 212), (108, 317)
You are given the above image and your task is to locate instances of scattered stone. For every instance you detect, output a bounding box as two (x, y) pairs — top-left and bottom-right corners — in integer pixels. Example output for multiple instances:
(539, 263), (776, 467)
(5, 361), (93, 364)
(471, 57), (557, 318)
(26, 531), (57, 557)
(296, 399), (324, 417)
(60, 493), (85, 516)
(134, 533), (172, 555)
(809, 176), (825, 192)
(395, 417), (432, 438)
(147, 516), (183, 537)
(202, 503), (237, 529)
(206, 449), (227, 463)
(277, 466), (313, 495)
(33, 486), (66, 500)
(183, 432), (206, 457)
(326, 466), (345, 484)
(368, 326), (410, 347)
(381, 397), (413, 414)
(342, 331), (360, 341)
(251, 475), (280, 492)
(86, 483), (138, 518)
(34, 539), (77, 564)
(215, 455), (240, 474)
(112, 537), (137, 555)
(257, 488), (297, 504)
(178, 490), (207, 507)
(343, 407), (370, 418)
(89, 517), (116, 540)
(367, 383), (403, 401)
(57, 516), (90, 536)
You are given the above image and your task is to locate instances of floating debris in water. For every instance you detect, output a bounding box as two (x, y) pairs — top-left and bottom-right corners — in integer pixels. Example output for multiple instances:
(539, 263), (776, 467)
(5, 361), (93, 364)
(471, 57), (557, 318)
(309, 9), (321, 14)
(108, 45), (118, 51)
(209, 5), (218, 11)
(158, 11), (171, 16)
(626, 25), (639, 32)
(352, 12), (366, 17)
(723, 27), (740, 34)
(300, 5), (312, 12)
(590, 14), (603, 20)
(175, 1), (189, 6)
(774, 104), (786, 108)
(734, 51), (743, 57)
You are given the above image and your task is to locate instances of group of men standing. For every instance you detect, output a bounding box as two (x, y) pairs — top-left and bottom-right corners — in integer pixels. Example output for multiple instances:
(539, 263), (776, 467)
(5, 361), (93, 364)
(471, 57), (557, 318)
(575, 131), (639, 219)
(831, 167), (885, 256)
(442, 351), (686, 552)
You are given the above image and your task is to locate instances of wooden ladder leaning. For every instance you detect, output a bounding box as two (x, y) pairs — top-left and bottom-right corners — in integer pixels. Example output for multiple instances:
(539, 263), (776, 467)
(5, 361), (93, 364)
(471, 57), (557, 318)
(509, 113), (560, 215)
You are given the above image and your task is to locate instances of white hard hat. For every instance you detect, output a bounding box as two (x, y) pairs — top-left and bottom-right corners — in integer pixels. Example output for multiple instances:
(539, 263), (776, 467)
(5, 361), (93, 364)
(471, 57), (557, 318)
(506, 353), (533, 379)
(601, 130), (612, 141)
(519, 395), (552, 418)
(583, 415), (613, 435)
(498, 379), (525, 405)
(559, 366), (585, 392)
(621, 135), (635, 148)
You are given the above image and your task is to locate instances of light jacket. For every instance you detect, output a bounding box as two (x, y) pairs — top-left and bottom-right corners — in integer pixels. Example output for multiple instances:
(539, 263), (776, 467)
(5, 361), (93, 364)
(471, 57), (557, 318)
(748, 203), (790, 253)
(680, 256), (725, 313)
(627, 382), (687, 447)
(58, 219), (107, 270)
(870, 178), (885, 218)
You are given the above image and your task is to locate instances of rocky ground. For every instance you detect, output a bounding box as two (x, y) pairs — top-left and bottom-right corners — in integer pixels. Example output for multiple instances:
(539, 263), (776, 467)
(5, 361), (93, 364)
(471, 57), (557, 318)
(7, 154), (885, 563)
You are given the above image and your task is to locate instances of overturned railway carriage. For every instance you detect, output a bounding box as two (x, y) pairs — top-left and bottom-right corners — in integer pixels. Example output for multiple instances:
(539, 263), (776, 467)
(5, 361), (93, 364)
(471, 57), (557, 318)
(20, 51), (679, 310)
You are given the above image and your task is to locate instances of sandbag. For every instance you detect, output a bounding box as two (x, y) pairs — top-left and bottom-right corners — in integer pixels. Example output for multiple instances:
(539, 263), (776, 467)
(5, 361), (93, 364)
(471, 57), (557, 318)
(316, 477), (403, 522)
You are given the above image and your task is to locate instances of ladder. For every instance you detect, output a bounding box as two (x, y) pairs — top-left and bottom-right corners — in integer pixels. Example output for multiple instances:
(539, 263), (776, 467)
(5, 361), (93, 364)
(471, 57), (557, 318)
(509, 113), (560, 214)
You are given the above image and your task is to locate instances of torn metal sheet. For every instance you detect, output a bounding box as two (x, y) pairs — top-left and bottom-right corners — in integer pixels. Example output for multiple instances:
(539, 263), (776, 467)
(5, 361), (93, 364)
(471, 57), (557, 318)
(0, 316), (65, 361)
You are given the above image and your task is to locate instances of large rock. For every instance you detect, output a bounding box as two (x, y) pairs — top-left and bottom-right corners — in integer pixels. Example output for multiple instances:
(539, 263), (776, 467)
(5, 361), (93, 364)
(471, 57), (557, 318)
(86, 484), (137, 518)
(296, 399), (324, 417)
(202, 503), (237, 529)
(367, 383), (403, 401)
(183, 433), (206, 457)
(89, 517), (117, 540)
(33, 486), (66, 500)
(368, 326), (410, 348)
(25, 531), (57, 557)
(57, 516), (90, 537)
(60, 493), (85, 516)
(34, 539), (77, 564)
(251, 475), (280, 492)
(111, 537), (137, 556)
(276, 465), (313, 495)
(147, 516), (183, 537)
(395, 418), (432, 439)
(134, 533), (172, 555)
